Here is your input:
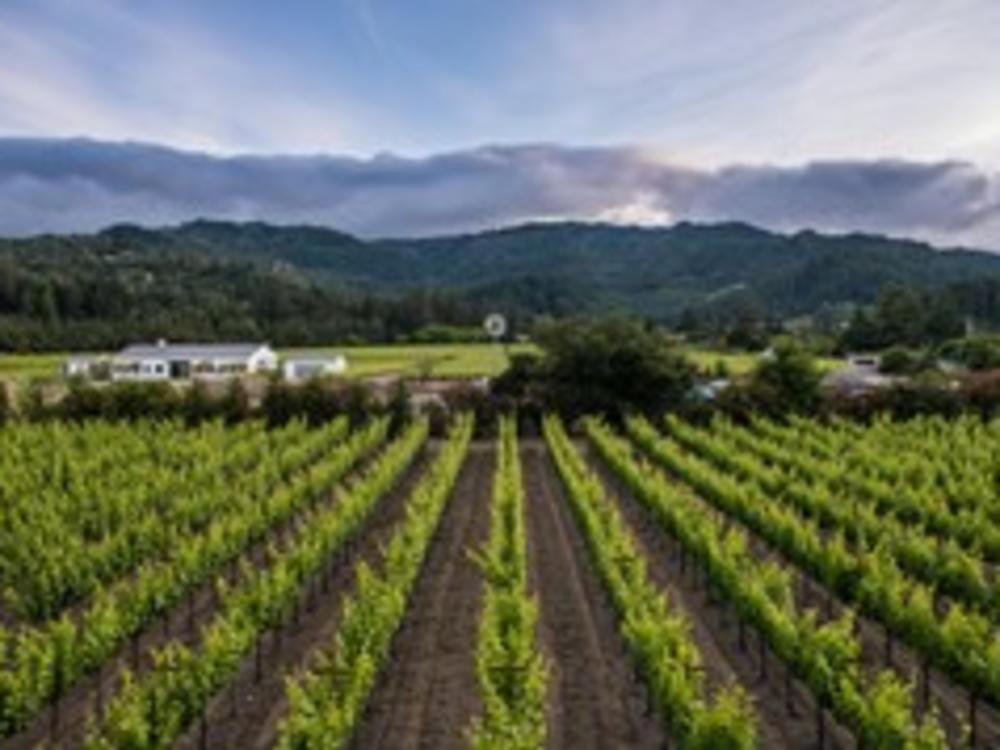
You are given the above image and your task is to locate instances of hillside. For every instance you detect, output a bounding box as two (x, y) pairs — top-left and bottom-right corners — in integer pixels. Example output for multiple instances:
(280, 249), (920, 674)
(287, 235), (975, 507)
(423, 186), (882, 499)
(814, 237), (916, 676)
(152, 219), (1000, 316)
(3, 219), (1000, 349)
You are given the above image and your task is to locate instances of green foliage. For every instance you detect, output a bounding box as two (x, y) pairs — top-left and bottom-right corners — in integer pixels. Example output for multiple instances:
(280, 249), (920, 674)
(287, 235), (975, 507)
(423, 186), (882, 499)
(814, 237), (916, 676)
(469, 416), (547, 749)
(545, 415), (757, 748)
(531, 317), (695, 420)
(0, 417), (380, 737)
(841, 285), (964, 350)
(5, 220), (1000, 350)
(748, 338), (822, 414)
(937, 335), (1000, 370)
(593, 417), (947, 748)
(0, 381), (10, 424)
(878, 346), (921, 374)
(86, 418), (430, 749)
(276, 415), (472, 749)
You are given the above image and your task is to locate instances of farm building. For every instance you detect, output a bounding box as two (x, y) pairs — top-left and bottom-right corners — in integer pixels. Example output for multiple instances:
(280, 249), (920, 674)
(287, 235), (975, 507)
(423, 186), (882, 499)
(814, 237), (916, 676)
(283, 355), (348, 381)
(110, 341), (278, 381)
(63, 356), (105, 379)
(822, 353), (894, 396)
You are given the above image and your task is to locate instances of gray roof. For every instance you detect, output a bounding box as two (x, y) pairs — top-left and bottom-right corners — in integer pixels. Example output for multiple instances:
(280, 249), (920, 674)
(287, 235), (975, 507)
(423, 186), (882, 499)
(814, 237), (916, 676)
(117, 342), (271, 361)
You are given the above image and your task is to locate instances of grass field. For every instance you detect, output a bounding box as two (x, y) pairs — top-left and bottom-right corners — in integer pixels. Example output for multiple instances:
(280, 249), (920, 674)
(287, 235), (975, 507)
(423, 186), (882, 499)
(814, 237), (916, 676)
(0, 352), (67, 380)
(300, 342), (538, 379)
(0, 343), (842, 381)
(681, 347), (842, 375)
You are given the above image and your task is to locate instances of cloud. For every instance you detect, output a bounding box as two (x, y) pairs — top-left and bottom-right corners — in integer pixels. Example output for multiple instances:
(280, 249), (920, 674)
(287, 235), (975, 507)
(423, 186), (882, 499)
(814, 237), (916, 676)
(0, 0), (372, 154)
(0, 137), (998, 249)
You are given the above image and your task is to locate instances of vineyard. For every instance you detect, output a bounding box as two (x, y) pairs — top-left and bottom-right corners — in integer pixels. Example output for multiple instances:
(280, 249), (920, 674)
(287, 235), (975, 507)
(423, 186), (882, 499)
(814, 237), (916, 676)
(1, 413), (999, 749)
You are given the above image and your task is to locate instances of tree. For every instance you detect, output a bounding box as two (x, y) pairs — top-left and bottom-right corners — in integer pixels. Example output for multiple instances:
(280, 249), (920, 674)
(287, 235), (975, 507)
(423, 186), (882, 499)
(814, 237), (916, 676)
(749, 338), (822, 414)
(878, 346), (920, 375)
(532, 317), (695, 421)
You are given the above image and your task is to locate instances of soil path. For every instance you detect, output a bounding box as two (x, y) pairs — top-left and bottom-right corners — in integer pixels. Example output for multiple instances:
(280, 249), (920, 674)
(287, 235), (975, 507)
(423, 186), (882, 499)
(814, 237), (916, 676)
(171, 442), (438, 750)
(581, 440), (852, 750)
(620, 433), (1000, 749)
(350, 442), (494, 750)
(521, 439), (664, 750)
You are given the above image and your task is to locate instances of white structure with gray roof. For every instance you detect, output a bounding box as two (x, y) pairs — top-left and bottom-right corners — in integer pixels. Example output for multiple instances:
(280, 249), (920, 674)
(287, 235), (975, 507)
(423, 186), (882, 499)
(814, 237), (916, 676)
(283, 354), (348, 381)
(111, 341), (278, 381)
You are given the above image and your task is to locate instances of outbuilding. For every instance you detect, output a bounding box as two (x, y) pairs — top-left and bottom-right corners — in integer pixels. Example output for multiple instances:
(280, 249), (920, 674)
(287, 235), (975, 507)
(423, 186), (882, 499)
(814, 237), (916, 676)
(63, 356), (104, 379)
(283, 354), (348, 381)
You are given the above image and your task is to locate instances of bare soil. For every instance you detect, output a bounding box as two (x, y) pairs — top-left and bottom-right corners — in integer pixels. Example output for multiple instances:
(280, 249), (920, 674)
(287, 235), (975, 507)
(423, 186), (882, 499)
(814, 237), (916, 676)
(625, 435), (1000, 750)
(349, 442), (494, 750)
(521, 439), (664, 750)
(579, 441), (833, 750)
(171, 443), (439, 750)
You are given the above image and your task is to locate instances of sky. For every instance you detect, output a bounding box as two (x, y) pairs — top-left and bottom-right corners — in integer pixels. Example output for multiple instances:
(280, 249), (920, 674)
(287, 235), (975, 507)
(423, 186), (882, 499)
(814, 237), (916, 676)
(0, 0), (999, 246)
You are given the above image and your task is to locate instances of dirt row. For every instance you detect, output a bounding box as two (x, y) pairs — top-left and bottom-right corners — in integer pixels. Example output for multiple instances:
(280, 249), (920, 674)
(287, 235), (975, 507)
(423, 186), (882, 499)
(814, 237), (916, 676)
(350, 442), (493, 750)
(576, 441), (829, 750)
(1, 439), (429, 750)
(613, 434), (1000, 749)
(521, 440), (663, 750)
(173, 442), (440, 750)
(349, 436), (846, 750)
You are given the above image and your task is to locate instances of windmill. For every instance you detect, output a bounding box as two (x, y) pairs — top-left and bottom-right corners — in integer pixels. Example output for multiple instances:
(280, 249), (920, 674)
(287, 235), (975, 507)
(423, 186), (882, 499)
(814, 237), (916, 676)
(483, 313), (510, 367)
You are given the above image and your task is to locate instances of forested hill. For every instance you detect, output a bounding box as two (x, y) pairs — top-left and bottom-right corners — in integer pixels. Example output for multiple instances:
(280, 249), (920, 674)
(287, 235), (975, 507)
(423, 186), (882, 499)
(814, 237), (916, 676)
(3, 218), (1000, 349)
(117, 219), (1000, 315)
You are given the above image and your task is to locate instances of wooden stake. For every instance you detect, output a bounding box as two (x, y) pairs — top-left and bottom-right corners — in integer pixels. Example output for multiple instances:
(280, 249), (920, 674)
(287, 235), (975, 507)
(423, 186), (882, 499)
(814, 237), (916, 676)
(758, 628), (767, 681)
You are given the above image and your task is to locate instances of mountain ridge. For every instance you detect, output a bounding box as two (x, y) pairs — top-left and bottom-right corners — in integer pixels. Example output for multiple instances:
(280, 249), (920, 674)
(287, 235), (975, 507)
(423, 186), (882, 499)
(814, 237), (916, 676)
(3, 217), (1000, 350)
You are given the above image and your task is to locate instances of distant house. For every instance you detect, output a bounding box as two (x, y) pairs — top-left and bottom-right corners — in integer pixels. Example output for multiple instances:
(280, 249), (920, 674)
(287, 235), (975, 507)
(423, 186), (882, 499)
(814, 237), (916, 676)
(64, 356), (105, 379)
(822, 353), (893, 396)
(690, 378), (731, 402)
(846, 353), (881, 370)
(283, 355), (348, 381)
(111, 341), (278, 381)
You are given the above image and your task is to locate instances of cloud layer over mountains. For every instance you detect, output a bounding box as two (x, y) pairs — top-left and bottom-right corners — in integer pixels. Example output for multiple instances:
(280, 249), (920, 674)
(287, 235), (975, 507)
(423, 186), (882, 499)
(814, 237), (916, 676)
(1, 138), (998, 248)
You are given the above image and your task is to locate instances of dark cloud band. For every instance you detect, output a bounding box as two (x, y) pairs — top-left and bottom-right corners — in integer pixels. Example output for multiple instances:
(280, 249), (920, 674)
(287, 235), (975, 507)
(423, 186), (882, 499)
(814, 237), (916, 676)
(0, 137), (997, 248)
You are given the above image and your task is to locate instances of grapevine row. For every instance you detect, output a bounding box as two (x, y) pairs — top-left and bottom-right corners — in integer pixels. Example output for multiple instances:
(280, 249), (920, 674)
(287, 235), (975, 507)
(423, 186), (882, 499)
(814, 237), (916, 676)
(85, 416), (431, 749)
(469, 415), (547, 749)
(275, 414), (473, 749)
(0, 418), (381, 739)
(587, 417), (948, 749)
(545, 415), (758, 749)
(4, 419), (348, 622)
(742, 415), (1000, 562)
(626, 415), (1000, 718)
(664, 415), (999, 619)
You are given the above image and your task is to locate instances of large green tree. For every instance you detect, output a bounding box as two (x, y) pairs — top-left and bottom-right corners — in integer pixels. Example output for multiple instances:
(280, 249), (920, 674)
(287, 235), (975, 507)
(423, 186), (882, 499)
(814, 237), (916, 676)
(531, 317), (694, 420)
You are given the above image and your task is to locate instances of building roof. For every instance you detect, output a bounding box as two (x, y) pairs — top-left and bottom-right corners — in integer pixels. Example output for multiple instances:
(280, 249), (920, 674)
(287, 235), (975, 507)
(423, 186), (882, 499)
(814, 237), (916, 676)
(117, 342), (271, 361)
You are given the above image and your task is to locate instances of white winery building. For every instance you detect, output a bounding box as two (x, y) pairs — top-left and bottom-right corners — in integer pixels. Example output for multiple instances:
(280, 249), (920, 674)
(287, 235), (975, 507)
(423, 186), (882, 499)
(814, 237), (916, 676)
(111, 341), (279, 381)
